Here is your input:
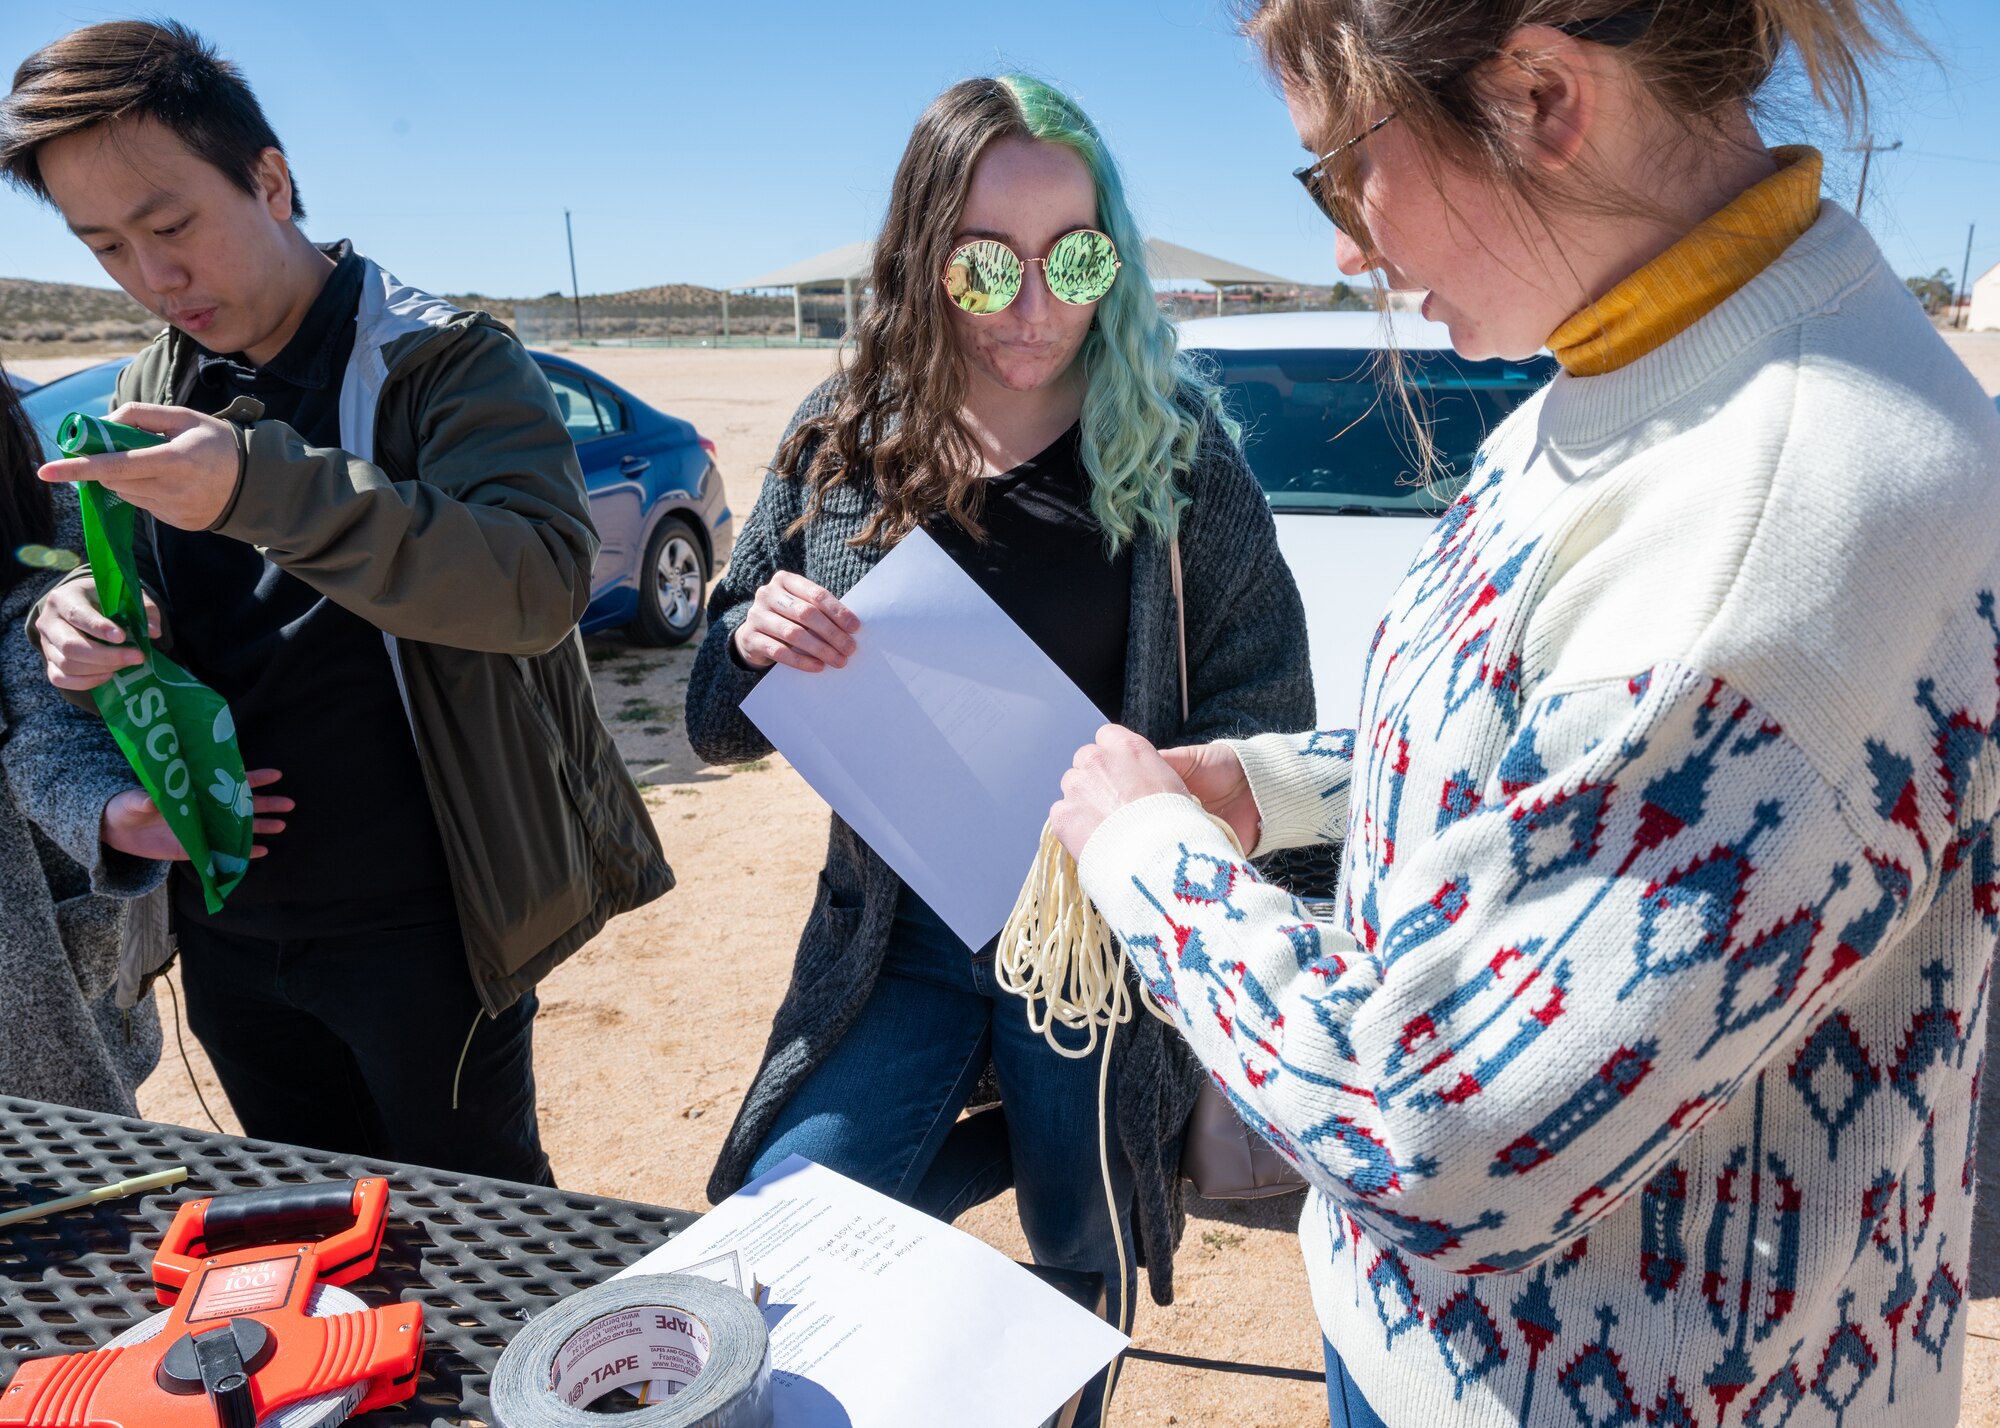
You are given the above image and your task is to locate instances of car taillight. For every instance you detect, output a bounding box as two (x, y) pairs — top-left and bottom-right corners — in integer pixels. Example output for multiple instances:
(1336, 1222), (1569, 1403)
(698, 437), (717, 458)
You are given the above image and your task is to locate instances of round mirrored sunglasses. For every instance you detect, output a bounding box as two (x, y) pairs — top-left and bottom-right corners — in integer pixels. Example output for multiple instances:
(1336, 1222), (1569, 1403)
(942, 230), (1121, 315)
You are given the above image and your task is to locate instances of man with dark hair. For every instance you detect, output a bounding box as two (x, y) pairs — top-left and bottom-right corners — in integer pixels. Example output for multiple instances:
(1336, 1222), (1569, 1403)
(3, 20), (674, 1183)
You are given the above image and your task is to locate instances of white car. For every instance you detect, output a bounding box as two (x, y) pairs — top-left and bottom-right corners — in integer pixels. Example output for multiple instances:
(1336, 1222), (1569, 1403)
(1180, 311), (1556, 730)
(1179, 312), (1554, 899)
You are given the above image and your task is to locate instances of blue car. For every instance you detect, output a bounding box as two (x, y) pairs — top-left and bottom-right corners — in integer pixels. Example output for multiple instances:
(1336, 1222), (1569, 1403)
(19, 350), (731, 646)
(533, 350), (732, 645)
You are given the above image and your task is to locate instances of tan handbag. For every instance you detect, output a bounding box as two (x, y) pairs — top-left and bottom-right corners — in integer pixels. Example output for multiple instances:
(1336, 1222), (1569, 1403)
(1168, 540), (1309, 1201)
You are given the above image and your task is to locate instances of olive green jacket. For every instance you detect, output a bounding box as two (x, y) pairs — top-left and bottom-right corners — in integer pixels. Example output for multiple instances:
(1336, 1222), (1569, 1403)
(35, 254), (673, 1011)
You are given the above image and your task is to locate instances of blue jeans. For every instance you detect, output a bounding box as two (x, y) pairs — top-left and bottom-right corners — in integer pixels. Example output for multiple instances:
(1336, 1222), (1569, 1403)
(1324, 1338), (1388, 1427)
(750, 886), (1135, 1428)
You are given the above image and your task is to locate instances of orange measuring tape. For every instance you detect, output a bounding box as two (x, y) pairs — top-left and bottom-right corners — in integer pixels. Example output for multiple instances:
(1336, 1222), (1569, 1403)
(0, 1179), (423, 1428)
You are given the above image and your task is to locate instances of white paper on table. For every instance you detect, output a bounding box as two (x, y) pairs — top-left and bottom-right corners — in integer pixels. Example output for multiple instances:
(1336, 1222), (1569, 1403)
(740, 528), (1111, 949)
(617, 1155), (1127, 1428)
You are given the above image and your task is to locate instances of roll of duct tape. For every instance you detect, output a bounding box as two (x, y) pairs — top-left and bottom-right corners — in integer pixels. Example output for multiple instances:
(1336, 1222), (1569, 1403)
(490, 1274), (772, 1428)
(104, 1282), (369, 1428)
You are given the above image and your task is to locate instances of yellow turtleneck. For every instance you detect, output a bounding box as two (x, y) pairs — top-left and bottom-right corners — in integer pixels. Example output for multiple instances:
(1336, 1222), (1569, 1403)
(1548, 146), (1824, 377)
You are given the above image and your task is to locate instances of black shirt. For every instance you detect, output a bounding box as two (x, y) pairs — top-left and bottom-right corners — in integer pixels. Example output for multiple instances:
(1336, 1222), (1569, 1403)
(927, 422), (1132, 720)
(158, 243), (456, 936)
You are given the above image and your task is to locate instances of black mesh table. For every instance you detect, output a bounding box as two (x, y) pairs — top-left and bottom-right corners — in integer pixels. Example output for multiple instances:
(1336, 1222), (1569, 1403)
(0, 1097), (696, 1426)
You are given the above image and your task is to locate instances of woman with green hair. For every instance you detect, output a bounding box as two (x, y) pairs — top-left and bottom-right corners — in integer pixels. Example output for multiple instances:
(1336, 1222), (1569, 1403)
(686, 74), (1311, 1422)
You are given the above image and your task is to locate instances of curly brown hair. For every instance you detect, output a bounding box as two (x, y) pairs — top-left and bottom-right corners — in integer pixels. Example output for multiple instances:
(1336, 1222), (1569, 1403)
(777, 78), (1024, 549)
(776, 75), (1215, 556)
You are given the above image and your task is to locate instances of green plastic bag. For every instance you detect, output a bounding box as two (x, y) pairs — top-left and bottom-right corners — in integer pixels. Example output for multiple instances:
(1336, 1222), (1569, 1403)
(56, 413), (252, 911)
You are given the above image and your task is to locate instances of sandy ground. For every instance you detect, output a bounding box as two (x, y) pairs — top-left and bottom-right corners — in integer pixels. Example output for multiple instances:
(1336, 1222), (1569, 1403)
(12, 334), (2000, 1426)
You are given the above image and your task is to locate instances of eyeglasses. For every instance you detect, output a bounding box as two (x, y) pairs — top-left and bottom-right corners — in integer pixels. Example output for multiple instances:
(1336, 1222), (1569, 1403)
(1291, 8), (1660, 239)
(1291, 113), (1397, 241)
(942, 230), (1121, 315)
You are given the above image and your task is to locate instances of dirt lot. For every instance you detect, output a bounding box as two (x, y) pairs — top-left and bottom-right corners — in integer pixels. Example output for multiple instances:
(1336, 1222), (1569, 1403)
(12, 336), (1999, 1426)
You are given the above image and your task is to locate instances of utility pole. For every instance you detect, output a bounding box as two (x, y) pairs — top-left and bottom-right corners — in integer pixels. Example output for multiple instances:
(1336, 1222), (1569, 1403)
(1850, 136), (1901, 218)
(1958, 223), (1976, 330)
(564, 208), (584, 341)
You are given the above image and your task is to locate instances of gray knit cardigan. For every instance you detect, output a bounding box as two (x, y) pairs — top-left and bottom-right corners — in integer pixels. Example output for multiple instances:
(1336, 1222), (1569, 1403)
(1, 488), (165, 1114)
(686, 376), (1313, 1305)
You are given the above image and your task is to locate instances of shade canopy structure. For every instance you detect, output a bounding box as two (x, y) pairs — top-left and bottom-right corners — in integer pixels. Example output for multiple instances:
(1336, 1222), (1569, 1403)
(1141, 239), (1295, 289)
(727, 239), (1304, 337)
(733, 242), (876, 291)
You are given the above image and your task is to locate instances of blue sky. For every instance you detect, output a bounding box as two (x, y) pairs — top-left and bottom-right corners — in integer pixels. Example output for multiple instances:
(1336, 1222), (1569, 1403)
(1, 0), (1995, 299)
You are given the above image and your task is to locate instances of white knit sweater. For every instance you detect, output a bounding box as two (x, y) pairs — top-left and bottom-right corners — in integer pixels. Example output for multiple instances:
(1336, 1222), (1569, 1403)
(1080, 207), (2000, 1426)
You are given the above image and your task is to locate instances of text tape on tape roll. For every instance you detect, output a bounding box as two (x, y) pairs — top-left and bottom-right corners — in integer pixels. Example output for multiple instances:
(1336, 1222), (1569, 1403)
(490, 1274), (773, 1428)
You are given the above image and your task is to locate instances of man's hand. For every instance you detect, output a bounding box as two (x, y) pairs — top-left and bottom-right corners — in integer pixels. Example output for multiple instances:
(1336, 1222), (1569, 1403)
(39, 402), (241, 531)
(1050, 725), (1195, 860)
(100, 769), (293, 862)
(1160, 742), (1261, 855)
(34, 581), (163, 691)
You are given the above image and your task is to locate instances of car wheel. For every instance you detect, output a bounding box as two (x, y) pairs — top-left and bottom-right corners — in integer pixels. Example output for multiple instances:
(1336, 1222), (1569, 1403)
(631, 516), (707, 646)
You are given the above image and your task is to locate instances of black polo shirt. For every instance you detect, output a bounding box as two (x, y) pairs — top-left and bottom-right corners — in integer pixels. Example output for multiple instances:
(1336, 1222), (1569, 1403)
(157, 242), (456, 937)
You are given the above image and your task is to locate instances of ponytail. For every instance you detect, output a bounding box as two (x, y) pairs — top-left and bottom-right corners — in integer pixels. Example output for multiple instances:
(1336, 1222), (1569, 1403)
(1746, 0), (1911, 128)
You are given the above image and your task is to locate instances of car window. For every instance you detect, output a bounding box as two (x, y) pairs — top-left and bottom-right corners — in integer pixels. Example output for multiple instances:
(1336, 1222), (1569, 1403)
(589, 384), (625, 436)
(541, 366), (604, 442)
(19, 361), (126, 461)
(1197, 347), (1555, 515)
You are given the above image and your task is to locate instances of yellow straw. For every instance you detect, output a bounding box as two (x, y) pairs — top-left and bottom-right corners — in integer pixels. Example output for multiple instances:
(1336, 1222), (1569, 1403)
(0, 1166), (189, 1229)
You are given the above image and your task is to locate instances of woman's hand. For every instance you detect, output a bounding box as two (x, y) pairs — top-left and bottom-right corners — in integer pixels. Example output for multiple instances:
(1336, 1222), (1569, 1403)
(1160, 742), (1260, 854)
(100, 769), (294, 861)
(1051, 726), (1194, 859)
(732, 572), (860, 673)
(35, 582), (163, 691)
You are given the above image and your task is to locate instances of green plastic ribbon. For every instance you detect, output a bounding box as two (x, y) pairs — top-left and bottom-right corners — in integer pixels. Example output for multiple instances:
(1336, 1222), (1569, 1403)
(56, 413), (252, 911)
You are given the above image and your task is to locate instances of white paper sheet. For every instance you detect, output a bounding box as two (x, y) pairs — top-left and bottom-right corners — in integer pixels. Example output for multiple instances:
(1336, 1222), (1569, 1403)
(617, 1155), (1127, 1427)
(740, 528), (1110, 949)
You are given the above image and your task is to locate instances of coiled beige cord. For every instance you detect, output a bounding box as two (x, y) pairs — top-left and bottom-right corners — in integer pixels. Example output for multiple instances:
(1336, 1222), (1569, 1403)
(996, 813), (1242, 1424)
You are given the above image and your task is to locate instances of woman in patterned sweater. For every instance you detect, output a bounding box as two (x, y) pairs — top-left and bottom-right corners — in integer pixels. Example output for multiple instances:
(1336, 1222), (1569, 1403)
(1051, 1), (2000, 1424)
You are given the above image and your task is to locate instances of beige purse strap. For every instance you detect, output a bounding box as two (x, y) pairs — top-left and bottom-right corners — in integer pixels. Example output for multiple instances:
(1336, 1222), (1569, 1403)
(1170, 537), (1190, 724)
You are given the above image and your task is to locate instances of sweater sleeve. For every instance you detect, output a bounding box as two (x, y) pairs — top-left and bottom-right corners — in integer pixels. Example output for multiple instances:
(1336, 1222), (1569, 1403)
(684, 382), (832, 766)
(1174, 405), (1315, 743)
(1, 503), (164, 899)
(1232, 728), (1356, 855)
(684, 467), (788, 765)
(1079, 663), (1917, 1275)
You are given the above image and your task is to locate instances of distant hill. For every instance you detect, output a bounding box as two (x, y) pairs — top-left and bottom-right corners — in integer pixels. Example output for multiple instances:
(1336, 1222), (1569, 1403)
(493, 285), (803, 343)
(0, 276), (158, 346)
(0, 275), (793, 351)
(595, 284), (734, 308)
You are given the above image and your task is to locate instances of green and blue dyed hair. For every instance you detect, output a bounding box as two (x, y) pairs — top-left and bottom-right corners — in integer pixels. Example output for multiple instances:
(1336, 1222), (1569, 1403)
(778, 73), (1225, 552)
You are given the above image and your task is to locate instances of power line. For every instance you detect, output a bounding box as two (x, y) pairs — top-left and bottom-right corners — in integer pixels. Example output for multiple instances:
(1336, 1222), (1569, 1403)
(1907, 150), (2000, 168)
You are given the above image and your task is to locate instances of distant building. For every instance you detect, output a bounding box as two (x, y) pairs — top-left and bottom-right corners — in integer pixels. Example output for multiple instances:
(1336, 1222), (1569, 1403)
(1972, 261), (2000, 333)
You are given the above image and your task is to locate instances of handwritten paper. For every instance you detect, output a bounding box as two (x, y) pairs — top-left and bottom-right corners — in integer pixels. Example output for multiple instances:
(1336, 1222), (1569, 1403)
(619, 1155), (1126, 1427)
